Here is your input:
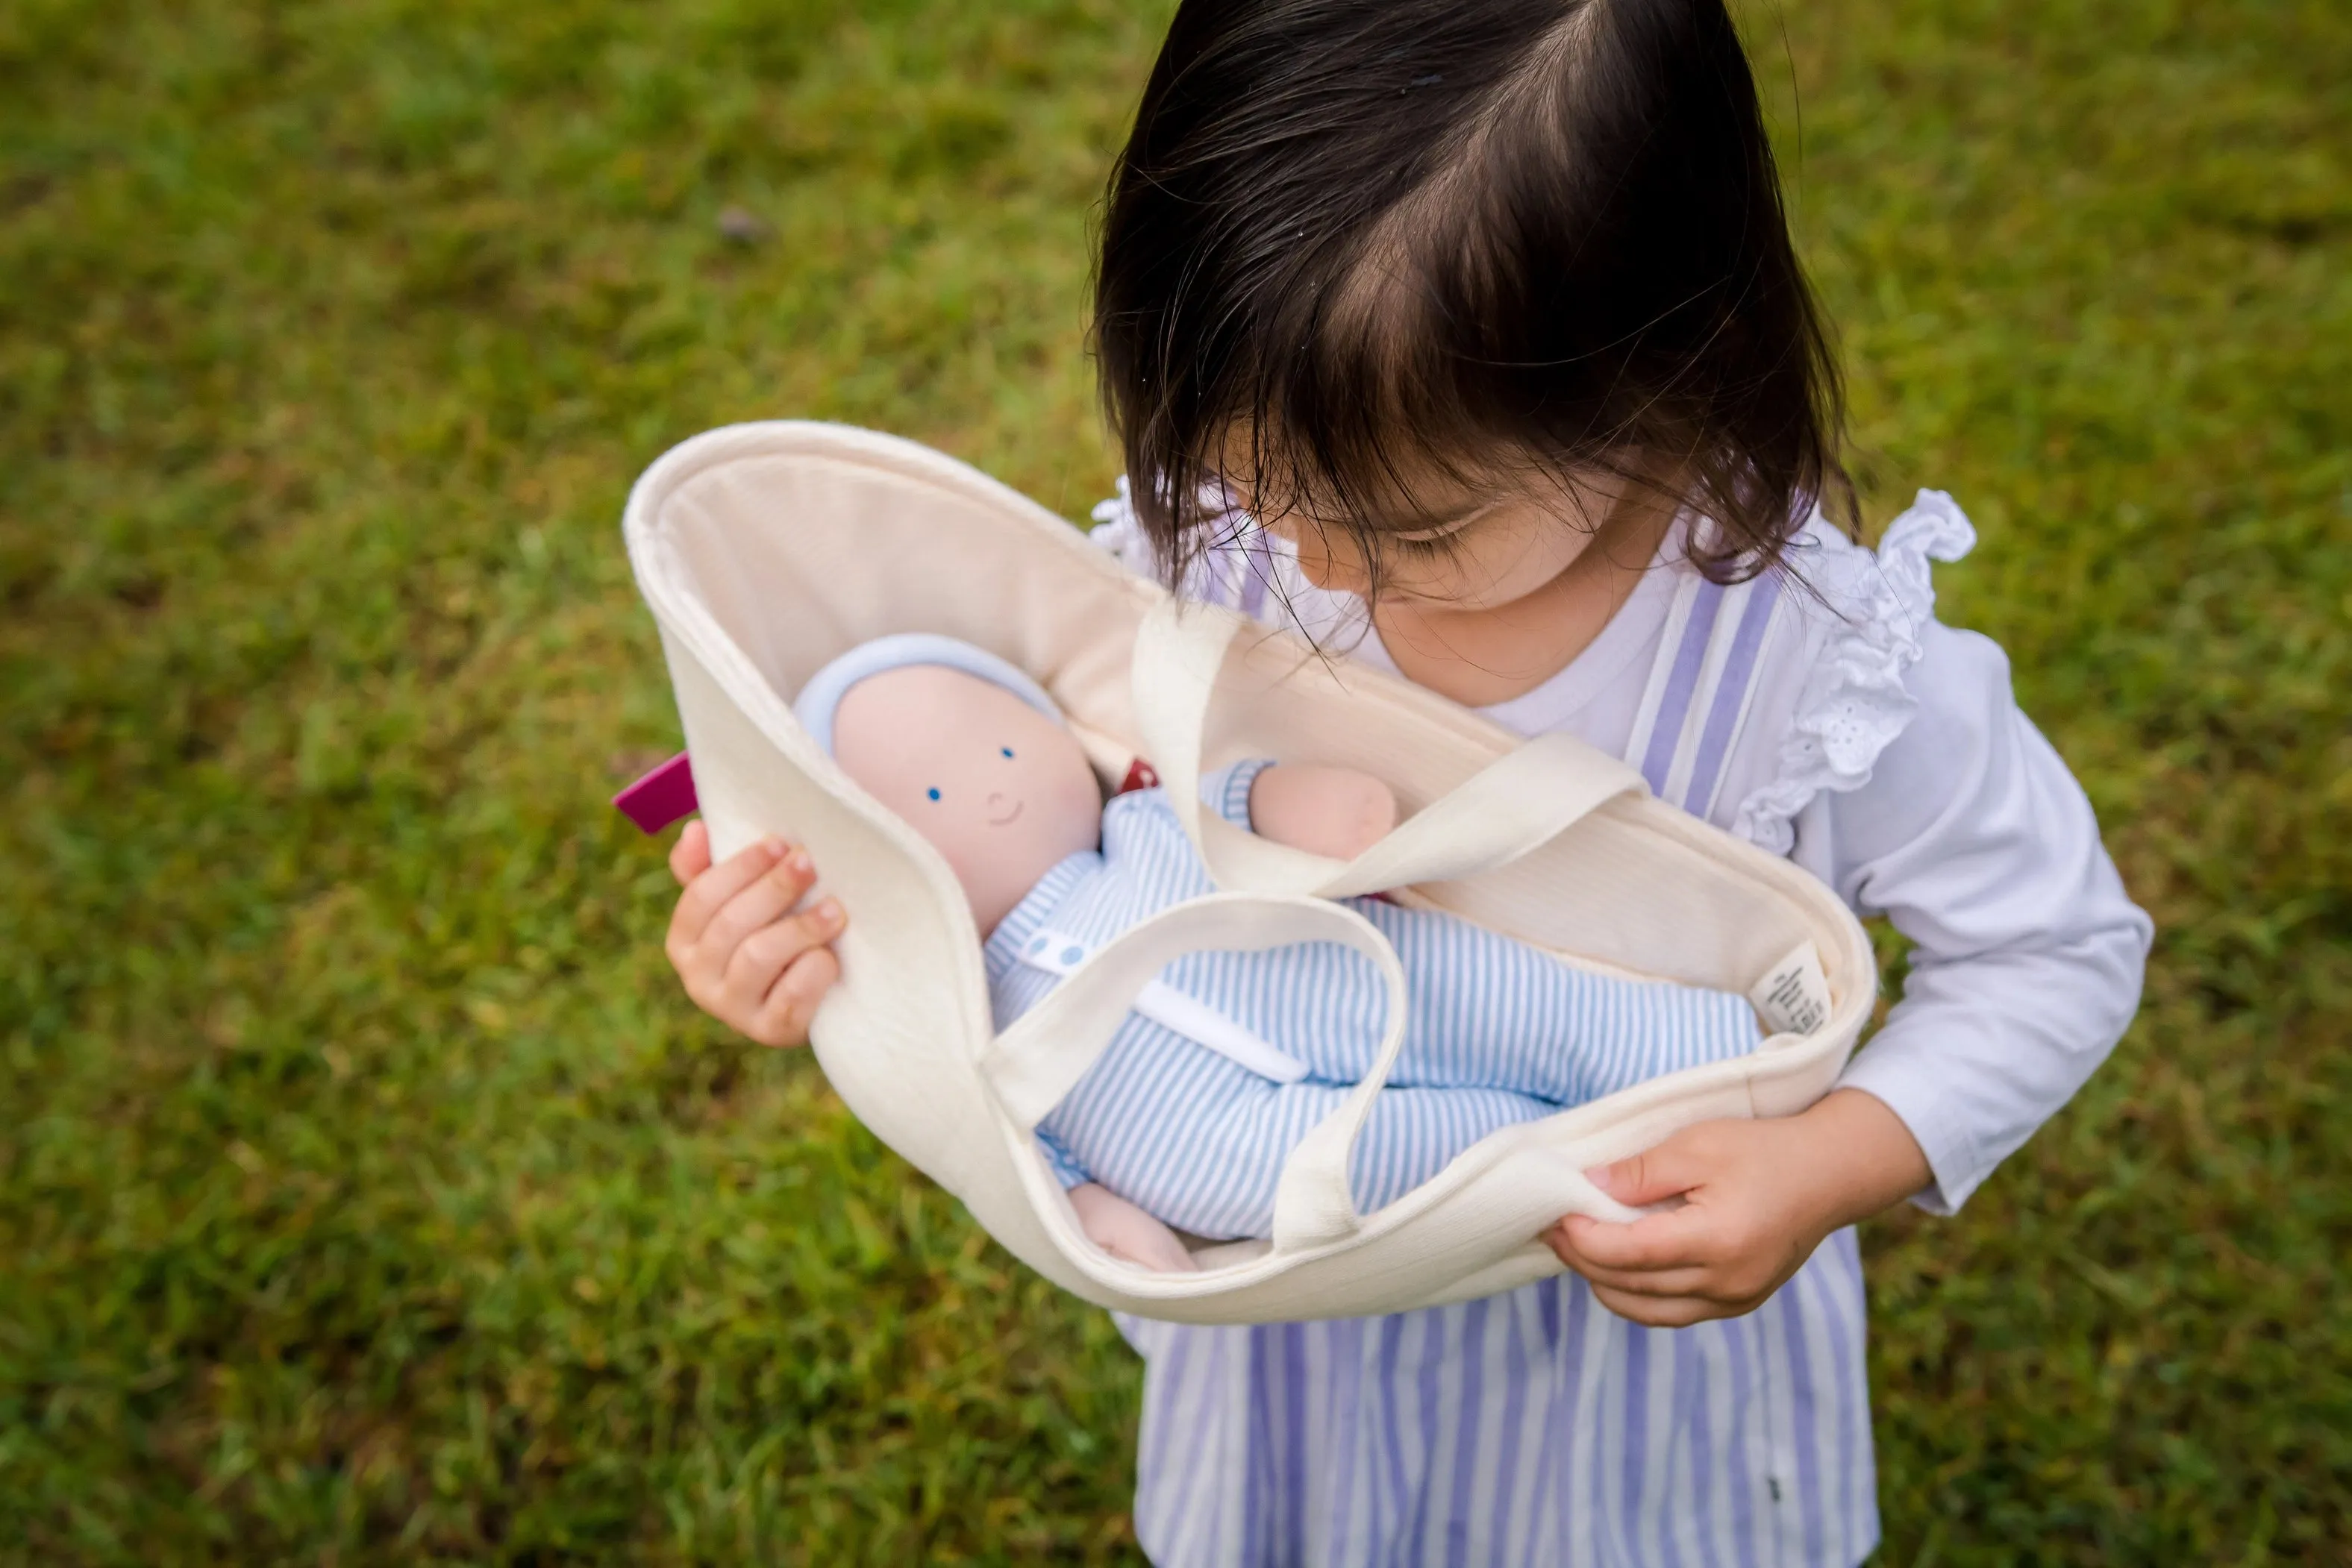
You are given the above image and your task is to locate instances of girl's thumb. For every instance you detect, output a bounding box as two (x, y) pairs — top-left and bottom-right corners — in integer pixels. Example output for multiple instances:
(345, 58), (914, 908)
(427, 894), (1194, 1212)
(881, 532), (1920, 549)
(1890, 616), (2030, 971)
(1585, 1139), (1702, 1208)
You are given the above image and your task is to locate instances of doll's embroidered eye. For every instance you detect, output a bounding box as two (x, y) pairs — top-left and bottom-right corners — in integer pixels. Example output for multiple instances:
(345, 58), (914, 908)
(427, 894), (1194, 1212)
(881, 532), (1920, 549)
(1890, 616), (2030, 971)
(927, 787), (941, 801)
(1001, 747), (1015, 759)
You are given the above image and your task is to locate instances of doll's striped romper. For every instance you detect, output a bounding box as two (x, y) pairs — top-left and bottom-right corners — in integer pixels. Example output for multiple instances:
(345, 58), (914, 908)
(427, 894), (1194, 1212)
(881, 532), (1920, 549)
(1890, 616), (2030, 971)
(986, 759), (1763, 1242)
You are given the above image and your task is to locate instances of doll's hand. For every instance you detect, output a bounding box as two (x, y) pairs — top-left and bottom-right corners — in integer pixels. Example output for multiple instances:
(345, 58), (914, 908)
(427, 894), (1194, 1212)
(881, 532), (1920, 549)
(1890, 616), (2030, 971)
(1542, 1090), (1930, 1327)
(1248, 764), (1399, 861)
(665, 820), (845, 1049)
(1068, 1182), (1201, 1273)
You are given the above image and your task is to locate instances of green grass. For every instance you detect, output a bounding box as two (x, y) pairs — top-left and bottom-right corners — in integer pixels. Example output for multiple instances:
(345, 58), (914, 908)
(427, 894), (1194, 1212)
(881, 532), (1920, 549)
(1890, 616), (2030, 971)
(1, 0), (2345, 1561)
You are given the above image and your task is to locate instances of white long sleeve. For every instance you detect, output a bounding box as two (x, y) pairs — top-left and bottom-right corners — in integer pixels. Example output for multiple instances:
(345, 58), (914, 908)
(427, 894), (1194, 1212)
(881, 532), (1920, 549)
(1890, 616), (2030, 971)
(1804, 623), (2153, 1211)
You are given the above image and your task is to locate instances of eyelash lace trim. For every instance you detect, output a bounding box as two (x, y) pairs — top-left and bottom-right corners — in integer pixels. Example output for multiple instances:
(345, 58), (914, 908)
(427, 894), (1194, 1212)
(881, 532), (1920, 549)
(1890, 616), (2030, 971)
(1730, 490), (1978, 855)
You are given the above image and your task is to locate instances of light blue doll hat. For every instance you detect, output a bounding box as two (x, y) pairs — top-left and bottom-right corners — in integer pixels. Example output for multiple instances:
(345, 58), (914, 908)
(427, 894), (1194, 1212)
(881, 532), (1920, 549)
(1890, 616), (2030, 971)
(791, 633), (1063, 756)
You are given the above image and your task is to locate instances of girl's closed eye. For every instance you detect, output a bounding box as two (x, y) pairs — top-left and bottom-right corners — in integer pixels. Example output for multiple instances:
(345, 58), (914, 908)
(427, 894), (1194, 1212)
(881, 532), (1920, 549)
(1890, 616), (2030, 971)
(1386, 502), (1498, 556)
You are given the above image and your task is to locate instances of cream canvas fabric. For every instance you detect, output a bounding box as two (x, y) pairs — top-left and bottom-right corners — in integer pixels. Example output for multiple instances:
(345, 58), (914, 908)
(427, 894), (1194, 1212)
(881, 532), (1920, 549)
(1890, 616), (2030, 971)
(622, 421), (1877, 1323)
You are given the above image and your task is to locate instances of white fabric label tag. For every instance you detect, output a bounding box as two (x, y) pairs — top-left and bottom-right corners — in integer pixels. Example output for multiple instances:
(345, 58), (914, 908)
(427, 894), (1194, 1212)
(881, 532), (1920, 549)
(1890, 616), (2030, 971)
(1748, 941), (1832, 1036)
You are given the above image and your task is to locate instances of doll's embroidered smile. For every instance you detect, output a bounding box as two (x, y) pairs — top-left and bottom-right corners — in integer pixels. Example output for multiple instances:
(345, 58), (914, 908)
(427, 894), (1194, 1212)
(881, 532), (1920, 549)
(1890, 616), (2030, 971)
(988, 795), (1025, 825)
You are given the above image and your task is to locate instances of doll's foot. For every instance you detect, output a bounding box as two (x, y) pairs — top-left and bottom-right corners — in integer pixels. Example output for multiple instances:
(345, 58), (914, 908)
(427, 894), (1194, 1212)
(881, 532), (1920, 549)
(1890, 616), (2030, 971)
(1069, 1183), (1201, 1272)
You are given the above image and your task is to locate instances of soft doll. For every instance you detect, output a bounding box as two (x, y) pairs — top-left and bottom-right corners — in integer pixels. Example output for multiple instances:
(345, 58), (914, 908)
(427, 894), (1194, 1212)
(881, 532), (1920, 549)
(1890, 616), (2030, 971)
(798, 635), (1763, 1273)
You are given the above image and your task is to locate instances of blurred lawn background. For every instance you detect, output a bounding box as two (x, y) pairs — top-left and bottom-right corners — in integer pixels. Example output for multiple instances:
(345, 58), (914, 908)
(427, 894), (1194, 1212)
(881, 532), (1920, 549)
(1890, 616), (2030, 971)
(2, 0), (2347, 1561)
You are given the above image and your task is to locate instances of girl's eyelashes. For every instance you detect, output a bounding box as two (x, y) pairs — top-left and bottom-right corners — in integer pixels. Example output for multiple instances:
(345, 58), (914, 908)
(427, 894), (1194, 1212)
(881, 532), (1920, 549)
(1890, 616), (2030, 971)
(1390, 499), (1501, 545)
(1385, 530), (1460, 560)
(1385, 522), (1479, 560)
(1363, 501), (1504, 562)
(927, 787), (942, 801)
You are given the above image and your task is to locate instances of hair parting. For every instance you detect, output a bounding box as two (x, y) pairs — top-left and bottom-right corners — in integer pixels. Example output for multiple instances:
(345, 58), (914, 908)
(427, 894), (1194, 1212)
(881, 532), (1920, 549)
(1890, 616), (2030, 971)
(1092, 0), (1855, 598)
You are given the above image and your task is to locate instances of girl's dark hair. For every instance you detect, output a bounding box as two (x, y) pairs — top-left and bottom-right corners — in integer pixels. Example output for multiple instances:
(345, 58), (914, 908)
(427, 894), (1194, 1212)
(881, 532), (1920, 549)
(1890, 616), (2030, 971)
(1093, 0), (1853, 591)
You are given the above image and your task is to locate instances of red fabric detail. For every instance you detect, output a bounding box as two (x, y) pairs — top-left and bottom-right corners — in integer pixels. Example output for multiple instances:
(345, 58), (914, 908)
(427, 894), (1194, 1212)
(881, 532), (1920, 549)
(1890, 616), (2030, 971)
(613, 751), (698, 835)
(1117, 757), (1161, 795)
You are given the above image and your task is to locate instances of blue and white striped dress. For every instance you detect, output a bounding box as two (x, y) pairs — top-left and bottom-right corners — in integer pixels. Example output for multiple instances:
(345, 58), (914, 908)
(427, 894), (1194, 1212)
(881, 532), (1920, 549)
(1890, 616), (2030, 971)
(989, 759), (1762, 1241)
(1086, 486), (2151, 1567)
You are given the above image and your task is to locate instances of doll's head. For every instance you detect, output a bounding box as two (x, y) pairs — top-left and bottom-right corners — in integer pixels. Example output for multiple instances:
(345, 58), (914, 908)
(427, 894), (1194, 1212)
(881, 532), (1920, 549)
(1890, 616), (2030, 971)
(795, 636), (1104, 935)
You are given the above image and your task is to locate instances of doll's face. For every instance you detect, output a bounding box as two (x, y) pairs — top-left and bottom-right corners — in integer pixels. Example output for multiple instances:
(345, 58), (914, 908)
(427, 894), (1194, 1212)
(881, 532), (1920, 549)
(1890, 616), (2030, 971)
(831, 665), (1105, 935)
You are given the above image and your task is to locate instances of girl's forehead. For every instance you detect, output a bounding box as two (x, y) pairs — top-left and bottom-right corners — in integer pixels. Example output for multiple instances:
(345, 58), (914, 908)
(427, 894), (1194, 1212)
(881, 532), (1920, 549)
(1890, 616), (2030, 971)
(1236, 454), (1609, 533)
(1225, 448), (1465, 515)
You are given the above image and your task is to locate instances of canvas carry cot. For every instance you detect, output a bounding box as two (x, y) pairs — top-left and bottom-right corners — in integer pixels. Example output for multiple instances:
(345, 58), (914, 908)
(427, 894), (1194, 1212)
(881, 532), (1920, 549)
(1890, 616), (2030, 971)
(622, 421), (1877, 1324)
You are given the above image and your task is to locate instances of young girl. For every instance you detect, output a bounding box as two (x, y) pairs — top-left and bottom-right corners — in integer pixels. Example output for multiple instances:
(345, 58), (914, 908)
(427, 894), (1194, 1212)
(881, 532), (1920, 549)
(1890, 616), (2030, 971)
(660, 0), (2152, 1561)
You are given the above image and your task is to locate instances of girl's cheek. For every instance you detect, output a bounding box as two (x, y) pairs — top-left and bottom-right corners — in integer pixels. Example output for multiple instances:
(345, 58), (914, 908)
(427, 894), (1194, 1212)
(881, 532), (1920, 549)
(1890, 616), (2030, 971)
(1289, 528), (1373, 596)
(1294, 551), (1360, 595)
(1418, 521), (1595, 609)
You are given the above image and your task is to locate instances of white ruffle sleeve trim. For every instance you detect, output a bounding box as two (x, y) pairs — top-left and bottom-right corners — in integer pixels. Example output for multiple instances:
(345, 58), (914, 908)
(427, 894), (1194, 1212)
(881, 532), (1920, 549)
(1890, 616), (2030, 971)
(1091, 477), (1282, 612)
(1088, 475), (1159, 574)
(1729, 490), (1979, 856)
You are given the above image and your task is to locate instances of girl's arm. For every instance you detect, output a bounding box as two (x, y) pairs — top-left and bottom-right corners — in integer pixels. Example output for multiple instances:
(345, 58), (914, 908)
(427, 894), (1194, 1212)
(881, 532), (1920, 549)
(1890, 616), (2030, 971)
(1550, 1089), (1927, 1326)
(1807, 626), (2153, 1214)
(1550, 622), (2151, 1324)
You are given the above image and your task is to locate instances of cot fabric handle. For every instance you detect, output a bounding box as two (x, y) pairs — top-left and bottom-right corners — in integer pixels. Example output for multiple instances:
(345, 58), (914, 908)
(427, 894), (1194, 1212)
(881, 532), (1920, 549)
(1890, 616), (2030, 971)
(980, 890), (1413, 1253)
(1130, 600), (1649, 898)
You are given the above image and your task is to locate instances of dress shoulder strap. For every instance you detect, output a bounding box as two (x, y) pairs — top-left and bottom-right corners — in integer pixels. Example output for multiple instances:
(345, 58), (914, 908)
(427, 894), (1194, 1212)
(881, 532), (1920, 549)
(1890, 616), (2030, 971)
(1622, 565), (1787, 822)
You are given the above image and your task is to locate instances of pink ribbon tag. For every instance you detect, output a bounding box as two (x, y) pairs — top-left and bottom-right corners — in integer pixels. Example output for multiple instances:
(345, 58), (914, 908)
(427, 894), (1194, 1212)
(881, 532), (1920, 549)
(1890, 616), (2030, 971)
(613, 751), (698, 835)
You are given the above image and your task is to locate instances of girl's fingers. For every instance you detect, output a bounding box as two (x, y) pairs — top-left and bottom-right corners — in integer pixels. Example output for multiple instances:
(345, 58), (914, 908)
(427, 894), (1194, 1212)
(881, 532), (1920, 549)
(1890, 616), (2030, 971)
(1551, 1216), (1796, 1314)
(1548, 1216), (1736, 1300)
(1586, 1127), (1719, 1208)
(669, 836), (788, 949)
(1549, 1253), (1716, 1299)
(1549, 1208), (1713, 1273)
(719, 897), (845, 1009)
(668, 819), (713, 887)
(745, 945), (841, 1048)
(1589, 1283), (1720, 1329)
(699, 848), (820, 960)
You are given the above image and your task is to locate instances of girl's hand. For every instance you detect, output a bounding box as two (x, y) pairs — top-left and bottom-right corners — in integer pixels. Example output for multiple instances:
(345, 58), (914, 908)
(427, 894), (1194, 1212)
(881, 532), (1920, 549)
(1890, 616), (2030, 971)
(1543, 1089), (1930, 1327)
(664, 820), (845, 1048)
